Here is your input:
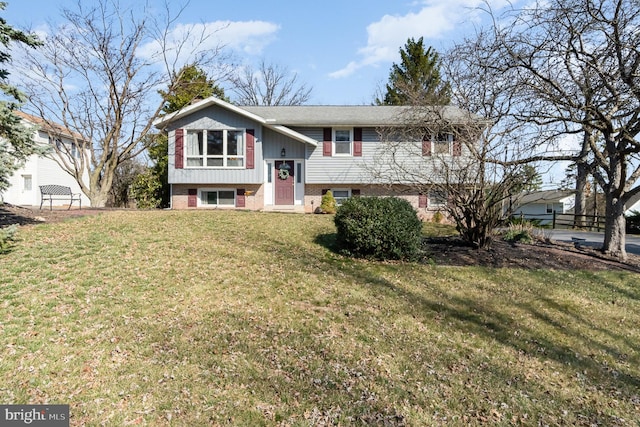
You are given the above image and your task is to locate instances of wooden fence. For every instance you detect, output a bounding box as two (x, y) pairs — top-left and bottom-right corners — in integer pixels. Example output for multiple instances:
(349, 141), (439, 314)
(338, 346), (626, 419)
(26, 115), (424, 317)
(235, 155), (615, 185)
(512, 212), (606, 231)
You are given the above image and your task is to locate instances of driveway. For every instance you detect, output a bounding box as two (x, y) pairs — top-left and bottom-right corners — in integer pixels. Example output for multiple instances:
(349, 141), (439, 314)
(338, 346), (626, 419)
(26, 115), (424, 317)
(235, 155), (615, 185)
(547, 229), (640, 256)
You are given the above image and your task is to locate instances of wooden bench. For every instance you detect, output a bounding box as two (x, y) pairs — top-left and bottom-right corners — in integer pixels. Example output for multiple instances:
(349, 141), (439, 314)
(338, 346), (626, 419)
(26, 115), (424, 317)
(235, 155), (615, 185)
(39, 185), (82, 210)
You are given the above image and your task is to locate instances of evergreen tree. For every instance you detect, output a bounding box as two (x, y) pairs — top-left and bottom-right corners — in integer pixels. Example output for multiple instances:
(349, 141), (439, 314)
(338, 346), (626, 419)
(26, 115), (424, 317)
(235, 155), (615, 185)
(159, 64), (228, 113)
(0, 2), (42, 194)
(133, 65), (226, 208)
(376, 37), (450, 106)
(514, 164), (543, 193)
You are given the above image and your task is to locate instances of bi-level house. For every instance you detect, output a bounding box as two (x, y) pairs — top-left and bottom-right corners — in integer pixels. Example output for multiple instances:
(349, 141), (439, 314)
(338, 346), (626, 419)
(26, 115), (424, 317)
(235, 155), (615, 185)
(153, 97), (476, 217)
(1, 111), (90, 208)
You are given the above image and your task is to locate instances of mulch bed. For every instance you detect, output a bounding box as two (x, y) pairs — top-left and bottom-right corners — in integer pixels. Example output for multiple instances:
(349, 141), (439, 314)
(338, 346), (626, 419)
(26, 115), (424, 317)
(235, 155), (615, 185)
(424, 235), (640, 272)
(0, 203), (109, 226)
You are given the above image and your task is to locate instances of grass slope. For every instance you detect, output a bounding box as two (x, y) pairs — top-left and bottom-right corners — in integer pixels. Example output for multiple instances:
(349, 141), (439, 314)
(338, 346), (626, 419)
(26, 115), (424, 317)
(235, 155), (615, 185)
(1, 210), (639, 425)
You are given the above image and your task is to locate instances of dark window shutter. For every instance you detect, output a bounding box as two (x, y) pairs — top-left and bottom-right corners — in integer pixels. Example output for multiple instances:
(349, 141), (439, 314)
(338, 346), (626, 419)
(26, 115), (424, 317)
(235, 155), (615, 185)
(419, 194), (428, 208)
(323, 127), (332, 156)
(352, 189), (361, 197)
(236, 189), (246, 207)
(321, 189), (329, 195)
(353, 127), (363, 157)
(175, 129), (184, 169)
(452, 136), (462, 157)
(188, 188), (197, 207)
(422, 134), (431, 156)
(246, 129), (255, 169)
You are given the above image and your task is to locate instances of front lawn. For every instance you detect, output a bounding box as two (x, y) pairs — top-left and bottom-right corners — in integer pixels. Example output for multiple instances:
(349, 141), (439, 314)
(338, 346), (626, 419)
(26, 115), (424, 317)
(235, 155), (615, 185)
(1, 210), (638, 425)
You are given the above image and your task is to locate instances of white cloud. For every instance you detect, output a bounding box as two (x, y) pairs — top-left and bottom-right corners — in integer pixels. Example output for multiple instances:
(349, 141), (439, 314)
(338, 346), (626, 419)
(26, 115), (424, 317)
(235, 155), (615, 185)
(138, 20), (280, 65)
(330, 0), (512, 79)
(329, 61), (361, 79)
(215, 20), (281, 54)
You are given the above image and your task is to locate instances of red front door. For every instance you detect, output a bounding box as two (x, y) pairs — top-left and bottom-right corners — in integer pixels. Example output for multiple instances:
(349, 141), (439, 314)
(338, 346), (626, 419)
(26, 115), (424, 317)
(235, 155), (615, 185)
(275, 160), (295, 205)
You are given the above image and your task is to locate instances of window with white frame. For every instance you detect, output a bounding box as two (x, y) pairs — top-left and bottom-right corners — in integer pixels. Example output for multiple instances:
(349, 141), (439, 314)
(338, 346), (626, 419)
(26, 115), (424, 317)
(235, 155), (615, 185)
(546, 203), (554, 214)
(186, 129), (244, 168)
(332, 189), (351, 205)
(199, 189), (236, 207)
(429, 190), (447, 207)
(433, 133), (453, 155)
(22, 175), (32, 192)
(333, 129), (352, 155)
(50, 137), (80, 158)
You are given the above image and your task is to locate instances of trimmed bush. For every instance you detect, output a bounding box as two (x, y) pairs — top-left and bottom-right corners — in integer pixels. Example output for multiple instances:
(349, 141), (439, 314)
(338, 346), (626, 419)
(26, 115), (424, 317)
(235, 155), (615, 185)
(334, 196), (423, 260)
(320, 190), (337, 214)
(0, 224), (18, 254)
(130, 169), (163, 209)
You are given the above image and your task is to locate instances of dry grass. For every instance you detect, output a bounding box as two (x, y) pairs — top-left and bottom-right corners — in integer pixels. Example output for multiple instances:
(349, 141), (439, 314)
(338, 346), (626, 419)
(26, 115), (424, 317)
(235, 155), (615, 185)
(1, 210), (639, 425)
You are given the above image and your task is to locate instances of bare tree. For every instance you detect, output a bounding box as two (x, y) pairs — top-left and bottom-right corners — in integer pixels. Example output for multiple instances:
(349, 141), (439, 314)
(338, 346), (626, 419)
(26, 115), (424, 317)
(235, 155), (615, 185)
(384, 0), (640, 258)
(15, 0), (230, 206)
(230, 60), (312, 106)
(368, 31), (561, 249)
(484, 0), (640, 259)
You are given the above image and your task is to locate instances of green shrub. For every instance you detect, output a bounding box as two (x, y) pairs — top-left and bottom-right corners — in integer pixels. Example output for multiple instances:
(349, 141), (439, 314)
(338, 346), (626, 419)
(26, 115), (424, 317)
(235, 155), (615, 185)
(334, 197), (423, 260)
(320, 190), (337, 214)
(503, 222), (534, 244)
(130, 170), (162, 209)
(508, 216), (543, 227)
(432, 211), (444, 223)
(0, 224), (18, 254)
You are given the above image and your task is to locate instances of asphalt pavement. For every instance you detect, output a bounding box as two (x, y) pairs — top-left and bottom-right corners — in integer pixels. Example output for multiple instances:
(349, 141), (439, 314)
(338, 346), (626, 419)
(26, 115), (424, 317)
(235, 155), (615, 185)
(546, 229), (640, 256)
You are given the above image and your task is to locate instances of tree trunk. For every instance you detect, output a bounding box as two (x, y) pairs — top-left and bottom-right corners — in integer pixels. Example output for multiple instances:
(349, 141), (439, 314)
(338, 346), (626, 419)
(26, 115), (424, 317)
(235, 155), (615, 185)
(574, 130), (591, 228)
(602, 194), (626, 260)
(88, 190), (109, 208)
(574, 162), (588, 228)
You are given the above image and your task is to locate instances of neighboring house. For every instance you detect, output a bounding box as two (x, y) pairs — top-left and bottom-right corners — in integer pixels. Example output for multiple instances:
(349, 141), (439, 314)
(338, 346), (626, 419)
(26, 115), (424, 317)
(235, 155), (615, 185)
(1, 111), (90, 208)
(153, 97), (475, 216)
(510, 190), (575, 223)
(626, 192), (640, 214)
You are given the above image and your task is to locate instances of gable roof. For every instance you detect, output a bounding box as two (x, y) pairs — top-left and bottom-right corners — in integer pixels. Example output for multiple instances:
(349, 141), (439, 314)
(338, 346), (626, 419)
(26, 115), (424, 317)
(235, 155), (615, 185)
(15, 111), (87, 142)
(153, 97), (318, 146)
(153, 97), (481, 146)
(242, 105), (475, 126)
(518, 190), (575, 205)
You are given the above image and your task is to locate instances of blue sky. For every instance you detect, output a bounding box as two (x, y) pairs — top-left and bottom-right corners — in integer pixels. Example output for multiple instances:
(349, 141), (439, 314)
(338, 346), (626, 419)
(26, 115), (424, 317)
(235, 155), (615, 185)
(4, 0), (511, 105)
(5, 0), (573, 186)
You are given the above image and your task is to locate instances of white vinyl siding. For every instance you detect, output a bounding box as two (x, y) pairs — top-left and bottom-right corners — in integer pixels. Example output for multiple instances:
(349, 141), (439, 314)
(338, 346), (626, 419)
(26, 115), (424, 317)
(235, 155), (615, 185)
(167, 106), (264, 184)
